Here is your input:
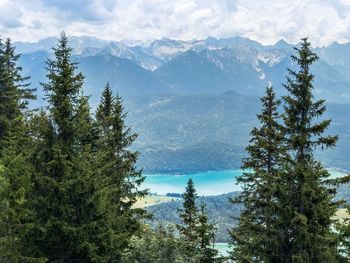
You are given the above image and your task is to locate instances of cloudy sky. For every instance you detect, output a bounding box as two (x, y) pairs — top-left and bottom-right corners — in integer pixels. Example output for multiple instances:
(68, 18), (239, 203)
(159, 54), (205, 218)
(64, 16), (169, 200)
(1, 0), (350, 46)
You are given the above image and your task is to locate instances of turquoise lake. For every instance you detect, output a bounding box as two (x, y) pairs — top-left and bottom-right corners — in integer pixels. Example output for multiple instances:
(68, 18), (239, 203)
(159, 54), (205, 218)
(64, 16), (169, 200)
(143, 169), (348, 196)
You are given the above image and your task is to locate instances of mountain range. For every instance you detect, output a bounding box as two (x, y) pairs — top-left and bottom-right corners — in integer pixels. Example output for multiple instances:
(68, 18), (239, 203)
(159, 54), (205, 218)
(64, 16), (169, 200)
(15, 35), (350, 172)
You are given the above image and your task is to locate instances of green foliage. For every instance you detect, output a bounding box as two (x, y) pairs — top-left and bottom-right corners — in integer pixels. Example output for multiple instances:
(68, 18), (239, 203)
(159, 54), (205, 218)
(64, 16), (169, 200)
(177, 179), (218, 262)
(0, 38), (34, 147)
(0, 38), (41, 262)
(25, 32), (92, 261)
(1, 33), (349, 262)
(230, 86), (285, 262)
(94, 82), (148, 259)
(178, 178), (198, 244)
(0, 35), (148, 262)
(122, 224), (189, 263)
(0, 131), (30, 262)
(231, 38), (341, 262)
(147, 192), (241, 242)
(123, 205), (218, 263)
(24, 33), (147, 262)
(196, 203), (218, 263)
(280, 38), (339, 262)
(336, 181), (350, 262)
(337, 209), (350, 262)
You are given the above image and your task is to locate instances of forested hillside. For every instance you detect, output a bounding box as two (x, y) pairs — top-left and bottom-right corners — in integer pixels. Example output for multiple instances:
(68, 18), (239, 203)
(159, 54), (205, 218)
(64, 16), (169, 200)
(147, 184), (350, 243)
(147, 193), (240, 242)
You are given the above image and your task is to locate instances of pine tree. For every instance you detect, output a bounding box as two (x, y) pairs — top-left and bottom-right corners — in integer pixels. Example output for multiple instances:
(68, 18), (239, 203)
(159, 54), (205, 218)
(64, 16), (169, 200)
(0, 124), (45, 263)
(0, 129), (31, 263)
(279, 38), (339, 262)
(94, 83), (148, 259)
(95, 82), (114, 128)
(230, 86), (285, 262)
(0, 38), (34, 147)
(196, 203), (217, 263)
(0, 38), (39, 262)
(122, 224), (188, 263)
(76, 94), (96, 145)
(178, 178), (199, 258)
(26, 33), (110, 262)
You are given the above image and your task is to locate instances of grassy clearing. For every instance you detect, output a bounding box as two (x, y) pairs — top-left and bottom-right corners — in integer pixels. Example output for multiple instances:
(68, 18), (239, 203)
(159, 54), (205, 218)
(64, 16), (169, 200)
(134, 195), (181, 208)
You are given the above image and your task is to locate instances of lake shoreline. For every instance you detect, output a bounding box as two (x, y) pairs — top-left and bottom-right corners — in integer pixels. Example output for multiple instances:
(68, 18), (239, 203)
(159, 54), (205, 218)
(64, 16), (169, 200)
(142, 168), (241, 175)
(142, 169), (348, 196)
(144, 167), (348, 176)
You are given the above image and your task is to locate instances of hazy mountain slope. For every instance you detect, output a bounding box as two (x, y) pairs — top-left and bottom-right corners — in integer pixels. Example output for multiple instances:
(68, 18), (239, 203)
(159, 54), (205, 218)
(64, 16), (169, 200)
(19, 52), (171, 107)
(145, 38), (192, 62)
(154, 50), (234, 94)
(19, 50), (49, 107)
(77, 54), (169, 106)
(126, 91), (259, 148)
(123, 91), (259, 173)
(318, 103), (350, 170)
(14, 36), (350, 173)
(316, 42), (350, 70)
(15, 36), (109, 54)
(16, 35), (350, 103)
(123, 93), (350, 173)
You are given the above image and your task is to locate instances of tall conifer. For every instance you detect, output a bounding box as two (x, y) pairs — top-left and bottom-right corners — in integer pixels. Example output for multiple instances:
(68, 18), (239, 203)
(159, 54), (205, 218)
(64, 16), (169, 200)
(27, 33), (110, 262)
(196, 203), (217, 263)
(0, 38), (38, 262)
(231, 39), (339, 262)
(178, 179), (218, 262)
(230, 86), (285, 262)
(177, 178), (199, 259)
(279, 38), (338, 262)
(94, 83), (148, 259)
(0, 38), (34, 146)
(178, 179), (198, 242)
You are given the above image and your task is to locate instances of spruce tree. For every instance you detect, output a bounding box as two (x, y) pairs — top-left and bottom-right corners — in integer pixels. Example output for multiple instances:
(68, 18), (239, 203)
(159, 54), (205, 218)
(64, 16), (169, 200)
(122, 224), (188, 263)
(196, 203), (217, 263)
(27, 33), (110, 262)
(0, 129), (32, 262)
(94, 83), (148, 259)
(0, 38), (39, 262)
(178, 178), (199, 258)
(0, 38), (34, 146)
(279, 38), (339, 262)
(230, 86), (285, 262)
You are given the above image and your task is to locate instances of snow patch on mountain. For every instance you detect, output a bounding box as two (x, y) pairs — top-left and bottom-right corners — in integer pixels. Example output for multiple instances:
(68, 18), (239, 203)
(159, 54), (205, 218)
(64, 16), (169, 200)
(260, 72), (266, 80)
(257, 50), (287, 67)
(149, 97), (174, 108)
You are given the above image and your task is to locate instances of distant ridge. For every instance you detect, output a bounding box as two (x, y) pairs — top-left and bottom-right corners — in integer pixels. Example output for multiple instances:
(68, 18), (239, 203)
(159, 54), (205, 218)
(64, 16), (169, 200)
(14, 35), (350, 173)
(17, 34), (350, 104)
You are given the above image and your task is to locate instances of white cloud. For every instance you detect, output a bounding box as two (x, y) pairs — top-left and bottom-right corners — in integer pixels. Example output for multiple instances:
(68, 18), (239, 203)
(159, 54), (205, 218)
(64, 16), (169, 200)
(2, 0), (350, 46)
(0, 1), (23, 29)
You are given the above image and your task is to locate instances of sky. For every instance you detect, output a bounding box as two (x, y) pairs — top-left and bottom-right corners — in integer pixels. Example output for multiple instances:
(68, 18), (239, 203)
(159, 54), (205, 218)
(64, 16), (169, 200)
(1, 0), (350, 46)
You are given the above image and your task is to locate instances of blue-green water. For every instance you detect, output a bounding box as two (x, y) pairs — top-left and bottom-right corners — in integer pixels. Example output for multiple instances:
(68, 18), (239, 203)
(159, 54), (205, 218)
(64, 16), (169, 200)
(143, 169), (347, 196)
(214, 242), (230, 257)
(143, 170), (242, 196)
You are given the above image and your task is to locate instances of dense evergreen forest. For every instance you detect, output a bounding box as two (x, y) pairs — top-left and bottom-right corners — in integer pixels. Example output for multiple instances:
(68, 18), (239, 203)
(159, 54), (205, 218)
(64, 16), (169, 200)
(0, 34), (350, 262)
